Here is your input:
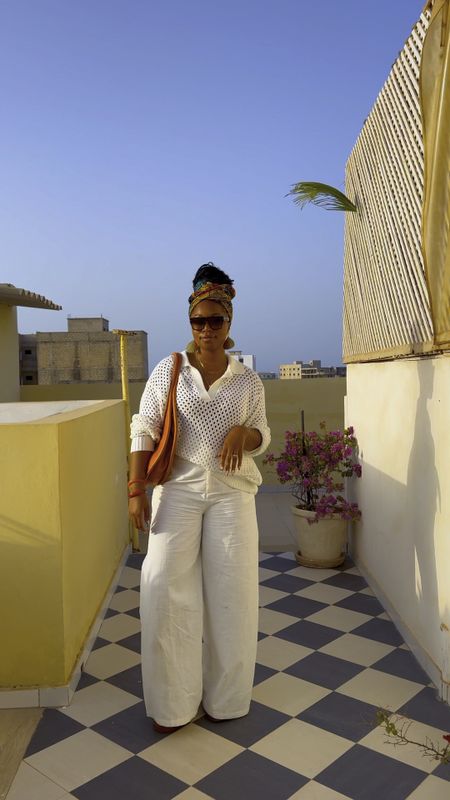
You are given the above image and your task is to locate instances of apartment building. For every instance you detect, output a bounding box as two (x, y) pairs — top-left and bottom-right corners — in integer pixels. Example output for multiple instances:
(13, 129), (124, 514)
(258, 371), (277, 380)
(19, 316), (148, 384)
(279, 359), (346, 379)
(228, 350), (256, 370)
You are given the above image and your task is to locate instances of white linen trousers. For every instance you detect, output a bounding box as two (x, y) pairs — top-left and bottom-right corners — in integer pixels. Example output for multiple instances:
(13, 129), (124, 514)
(140, 457), (259, 727)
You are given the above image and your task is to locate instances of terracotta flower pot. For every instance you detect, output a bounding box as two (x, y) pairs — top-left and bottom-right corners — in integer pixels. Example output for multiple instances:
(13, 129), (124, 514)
(291, 506), (347, 568)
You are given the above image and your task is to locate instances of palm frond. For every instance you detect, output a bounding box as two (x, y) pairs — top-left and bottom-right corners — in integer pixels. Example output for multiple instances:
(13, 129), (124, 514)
(287, 181), (357, 212)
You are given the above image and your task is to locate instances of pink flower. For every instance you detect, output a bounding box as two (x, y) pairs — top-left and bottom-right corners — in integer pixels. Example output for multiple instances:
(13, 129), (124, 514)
(263, 423), (362, 520)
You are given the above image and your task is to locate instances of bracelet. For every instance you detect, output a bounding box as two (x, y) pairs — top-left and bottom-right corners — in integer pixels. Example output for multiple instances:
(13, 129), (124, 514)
(128, 478), (146, 487)
(128, 490), (146, 498)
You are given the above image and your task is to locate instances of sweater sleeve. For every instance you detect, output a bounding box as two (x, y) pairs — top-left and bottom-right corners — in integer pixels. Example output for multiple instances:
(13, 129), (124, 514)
(244, 375), (271, 457)
(130, 356), (172, 444)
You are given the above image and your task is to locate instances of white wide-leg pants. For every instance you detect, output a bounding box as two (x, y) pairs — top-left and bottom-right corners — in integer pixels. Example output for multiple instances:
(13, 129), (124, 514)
(140, 458), (259, 727)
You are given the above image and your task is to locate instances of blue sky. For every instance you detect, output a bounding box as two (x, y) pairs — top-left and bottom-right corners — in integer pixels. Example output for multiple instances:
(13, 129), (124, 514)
(1, 0), (424, 372)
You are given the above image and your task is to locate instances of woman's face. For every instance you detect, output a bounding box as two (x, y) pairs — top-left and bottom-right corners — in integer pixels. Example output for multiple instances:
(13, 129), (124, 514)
(189, 299), (231, 353)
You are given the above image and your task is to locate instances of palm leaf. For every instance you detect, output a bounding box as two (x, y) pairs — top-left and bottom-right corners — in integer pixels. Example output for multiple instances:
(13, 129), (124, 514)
(287, 181), (357, 212)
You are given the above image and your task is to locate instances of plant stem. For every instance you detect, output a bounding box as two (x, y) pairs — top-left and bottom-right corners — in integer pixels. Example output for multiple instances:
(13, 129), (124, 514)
(300, 409), (313, 509)
(376, 710), (450, 764)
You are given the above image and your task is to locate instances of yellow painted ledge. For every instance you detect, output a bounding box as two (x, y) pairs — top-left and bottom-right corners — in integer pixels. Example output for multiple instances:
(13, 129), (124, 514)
(0, 400), (129, 689)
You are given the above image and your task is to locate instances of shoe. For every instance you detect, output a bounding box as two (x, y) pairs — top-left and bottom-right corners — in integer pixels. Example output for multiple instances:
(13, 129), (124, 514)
(204, 712), (225, 723)
(152, 720), (184, 734)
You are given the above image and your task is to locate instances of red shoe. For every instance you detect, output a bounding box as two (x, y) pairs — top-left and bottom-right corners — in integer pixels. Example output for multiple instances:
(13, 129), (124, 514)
(152, 720), (184, 734)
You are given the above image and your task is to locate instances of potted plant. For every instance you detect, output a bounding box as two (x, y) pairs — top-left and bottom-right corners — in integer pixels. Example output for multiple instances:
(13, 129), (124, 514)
(263, 421), (362, 567)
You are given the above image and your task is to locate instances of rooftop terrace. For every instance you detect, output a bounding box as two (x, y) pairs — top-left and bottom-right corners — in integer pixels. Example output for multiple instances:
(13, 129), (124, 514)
(3, 527), (450, 800)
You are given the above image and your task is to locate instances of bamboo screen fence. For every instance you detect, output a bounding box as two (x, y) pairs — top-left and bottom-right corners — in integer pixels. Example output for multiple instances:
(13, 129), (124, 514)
(343, 6), (436, 363)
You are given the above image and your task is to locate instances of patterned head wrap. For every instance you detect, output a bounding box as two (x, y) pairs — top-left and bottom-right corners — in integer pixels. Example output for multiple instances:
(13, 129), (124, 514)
(187, 279), (236, 351)
(188, 280), (236, 321)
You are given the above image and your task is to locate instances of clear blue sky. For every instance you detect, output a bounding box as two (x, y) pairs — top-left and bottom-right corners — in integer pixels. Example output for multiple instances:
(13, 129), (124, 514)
(1, 0), (424, 372)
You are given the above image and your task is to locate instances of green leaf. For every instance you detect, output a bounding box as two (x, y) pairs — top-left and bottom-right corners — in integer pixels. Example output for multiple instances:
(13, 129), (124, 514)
(287, 181), (357, 212)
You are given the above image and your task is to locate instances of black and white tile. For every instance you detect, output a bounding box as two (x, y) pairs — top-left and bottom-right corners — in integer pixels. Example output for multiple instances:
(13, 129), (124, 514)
(7, 552), (450, 800)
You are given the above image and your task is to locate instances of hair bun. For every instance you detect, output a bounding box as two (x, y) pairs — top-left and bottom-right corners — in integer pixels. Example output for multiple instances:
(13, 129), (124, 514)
(193, 262), (233, 289)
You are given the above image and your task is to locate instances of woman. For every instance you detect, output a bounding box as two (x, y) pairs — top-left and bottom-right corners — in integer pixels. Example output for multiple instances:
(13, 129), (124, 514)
(128, 263), (270, 733)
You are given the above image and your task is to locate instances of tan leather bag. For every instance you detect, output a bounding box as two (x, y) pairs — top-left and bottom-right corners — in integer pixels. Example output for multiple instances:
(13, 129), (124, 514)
(145, 352), (182, 487)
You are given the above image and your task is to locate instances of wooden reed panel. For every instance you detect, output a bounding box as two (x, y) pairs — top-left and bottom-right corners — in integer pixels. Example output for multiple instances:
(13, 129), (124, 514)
(363, 115), (429, 335)
(343, 10), (434, 362)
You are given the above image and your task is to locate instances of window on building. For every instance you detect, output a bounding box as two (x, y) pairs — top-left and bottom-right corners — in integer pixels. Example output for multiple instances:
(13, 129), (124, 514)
(25, 349), (32, 355)
(25, 375), (33, 381)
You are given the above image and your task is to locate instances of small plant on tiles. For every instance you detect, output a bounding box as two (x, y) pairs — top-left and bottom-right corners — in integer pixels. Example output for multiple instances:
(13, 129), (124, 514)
(263, 421), (362, 523)
(376, 709), (450, 765)
(263, 421), (362, 568)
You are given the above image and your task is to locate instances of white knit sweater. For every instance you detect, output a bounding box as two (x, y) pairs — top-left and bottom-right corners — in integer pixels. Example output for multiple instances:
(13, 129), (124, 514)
(130, 351), (271, 493)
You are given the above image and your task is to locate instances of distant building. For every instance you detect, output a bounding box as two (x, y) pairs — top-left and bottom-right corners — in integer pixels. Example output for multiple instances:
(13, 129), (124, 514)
(228, 350), (256, 371)
(279, 360), (346, 379)
(19, 316), (148, 384)
(258, 371), (277, 380)
(20, 334), (39, 384)
(279, 360), (303, 379)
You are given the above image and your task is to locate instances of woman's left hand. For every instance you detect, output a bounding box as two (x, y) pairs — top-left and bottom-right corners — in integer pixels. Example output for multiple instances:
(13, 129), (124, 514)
(219, 425), (248, 473)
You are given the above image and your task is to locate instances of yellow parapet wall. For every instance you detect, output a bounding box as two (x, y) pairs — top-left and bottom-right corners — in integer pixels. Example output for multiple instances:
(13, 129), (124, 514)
(21, 378), (347, 488)
(255, 378), (346, 485)
(0, 400), (129, 689)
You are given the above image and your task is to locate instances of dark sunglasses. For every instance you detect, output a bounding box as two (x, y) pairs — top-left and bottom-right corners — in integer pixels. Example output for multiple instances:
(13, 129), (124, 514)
(189, 315), (229, 331)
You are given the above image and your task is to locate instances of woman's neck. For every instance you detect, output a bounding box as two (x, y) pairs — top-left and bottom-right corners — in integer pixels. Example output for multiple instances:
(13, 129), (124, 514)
(194, 349), (228, 373)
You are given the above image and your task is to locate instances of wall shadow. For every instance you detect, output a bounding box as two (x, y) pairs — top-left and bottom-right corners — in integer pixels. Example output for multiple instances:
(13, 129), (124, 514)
(349, 358), (444, 687)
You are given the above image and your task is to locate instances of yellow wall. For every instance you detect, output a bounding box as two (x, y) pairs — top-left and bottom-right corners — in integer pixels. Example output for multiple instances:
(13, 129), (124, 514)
(0, 425), (63, 686)
(58, 403), (129, 678)
(21, 381), (143, 412)
(0, 401), (129, 688)
(21, 378), (346, 487)
(256, 378), (346, 484)
(0, 305), (20, 402)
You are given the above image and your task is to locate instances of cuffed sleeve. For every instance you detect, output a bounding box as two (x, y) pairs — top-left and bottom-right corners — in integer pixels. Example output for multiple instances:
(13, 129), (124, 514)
(130, 434), (155, 453)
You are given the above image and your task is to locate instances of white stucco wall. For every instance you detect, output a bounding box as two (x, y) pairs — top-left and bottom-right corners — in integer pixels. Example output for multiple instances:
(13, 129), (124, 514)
(345, 355), (450, 701)
(0, 305), (20, 402)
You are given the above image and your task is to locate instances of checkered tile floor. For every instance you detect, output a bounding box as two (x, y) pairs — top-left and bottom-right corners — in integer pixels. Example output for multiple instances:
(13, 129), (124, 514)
(8, 553), (450, 800)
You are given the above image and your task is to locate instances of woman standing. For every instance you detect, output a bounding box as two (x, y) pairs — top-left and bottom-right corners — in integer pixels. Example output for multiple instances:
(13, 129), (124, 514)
(128, 263), (270, 733)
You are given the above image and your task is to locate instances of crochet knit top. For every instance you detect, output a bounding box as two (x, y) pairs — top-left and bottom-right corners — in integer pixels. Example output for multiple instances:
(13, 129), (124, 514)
(130, 351), (271, 493)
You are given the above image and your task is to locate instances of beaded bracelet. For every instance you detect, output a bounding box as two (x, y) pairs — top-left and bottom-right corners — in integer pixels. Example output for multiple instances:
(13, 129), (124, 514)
(128, 490), (146, 499)
(127, 478), (146, 487)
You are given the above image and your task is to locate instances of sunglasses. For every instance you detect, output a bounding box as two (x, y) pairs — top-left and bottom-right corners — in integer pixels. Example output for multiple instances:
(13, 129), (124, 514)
(189, 315), (229, 331)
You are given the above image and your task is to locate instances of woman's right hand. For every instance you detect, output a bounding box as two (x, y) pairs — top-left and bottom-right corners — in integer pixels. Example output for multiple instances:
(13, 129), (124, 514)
(128, 492), (151, 532)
